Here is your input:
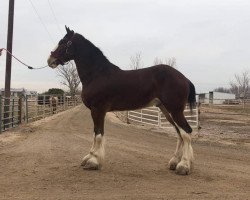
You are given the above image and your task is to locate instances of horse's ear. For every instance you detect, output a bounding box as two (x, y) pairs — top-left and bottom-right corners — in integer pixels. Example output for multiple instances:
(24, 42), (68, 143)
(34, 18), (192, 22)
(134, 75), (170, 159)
(65, 25), (70, 33)
(65, 25), (74, 35)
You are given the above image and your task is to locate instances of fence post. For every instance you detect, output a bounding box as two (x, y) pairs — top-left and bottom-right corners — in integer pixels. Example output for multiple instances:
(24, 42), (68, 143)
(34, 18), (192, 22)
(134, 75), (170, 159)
(126, 111), (129, 124)
(158, 107), (161, 127)
(3, 97), (10, 130)
(140, 109), (143, 123)
(43, 95), (46, 118)
(63, 95), (66, 110)
(25, 96), (29, 123)
(36, 97), (38, 120)
(196, 99), (200, 129)
(0, 96), (2, 134)
(18, 96), (22, 124)
(11, 98), (14, 127)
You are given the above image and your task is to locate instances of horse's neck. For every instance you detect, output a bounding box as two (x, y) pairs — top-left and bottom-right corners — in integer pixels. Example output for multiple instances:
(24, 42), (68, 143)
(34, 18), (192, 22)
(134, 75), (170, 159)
(73, 37), (121, 85)
(74, 56), (120, 85)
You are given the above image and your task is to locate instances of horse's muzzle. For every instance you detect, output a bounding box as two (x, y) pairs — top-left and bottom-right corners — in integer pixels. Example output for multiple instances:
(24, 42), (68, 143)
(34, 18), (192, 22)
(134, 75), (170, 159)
(47, 56), (59, 68)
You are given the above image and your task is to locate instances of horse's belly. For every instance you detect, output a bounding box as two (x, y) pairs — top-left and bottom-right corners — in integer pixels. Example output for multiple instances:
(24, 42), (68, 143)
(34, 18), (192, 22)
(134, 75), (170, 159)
(109, 95), (156, 111)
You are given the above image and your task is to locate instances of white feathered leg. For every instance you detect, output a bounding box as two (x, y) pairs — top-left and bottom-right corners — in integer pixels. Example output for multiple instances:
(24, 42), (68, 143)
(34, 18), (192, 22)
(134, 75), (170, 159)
(169, 135), (183, 170)
(176, 131), (194, 175)
(81, 134), (105, 170)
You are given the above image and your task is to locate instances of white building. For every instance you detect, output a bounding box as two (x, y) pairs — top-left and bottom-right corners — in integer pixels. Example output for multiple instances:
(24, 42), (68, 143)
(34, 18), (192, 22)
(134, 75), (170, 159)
(0, 88), (37, 97)
(199, 91), (235, 104)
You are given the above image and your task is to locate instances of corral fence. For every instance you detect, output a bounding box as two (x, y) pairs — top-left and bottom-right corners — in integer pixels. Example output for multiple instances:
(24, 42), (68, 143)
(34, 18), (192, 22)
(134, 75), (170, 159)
(0, 95), (81, 133)
(115, 104), (199, 129)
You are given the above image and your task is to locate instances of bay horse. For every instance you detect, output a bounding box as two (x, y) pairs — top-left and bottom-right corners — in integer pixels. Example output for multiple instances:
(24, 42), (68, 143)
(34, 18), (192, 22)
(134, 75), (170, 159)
(47, 26), (196, 175)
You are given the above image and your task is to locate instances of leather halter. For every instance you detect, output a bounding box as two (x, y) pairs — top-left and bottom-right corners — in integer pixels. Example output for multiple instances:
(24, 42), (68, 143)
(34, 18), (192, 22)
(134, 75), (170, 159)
(50, 34), (74, 65)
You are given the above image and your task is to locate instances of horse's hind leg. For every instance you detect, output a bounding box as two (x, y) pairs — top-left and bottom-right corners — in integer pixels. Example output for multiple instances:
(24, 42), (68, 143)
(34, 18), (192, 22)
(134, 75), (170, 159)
(170, 111), (194, 175)
(158, 104), (183, 170)
(81, 108), (106, 170)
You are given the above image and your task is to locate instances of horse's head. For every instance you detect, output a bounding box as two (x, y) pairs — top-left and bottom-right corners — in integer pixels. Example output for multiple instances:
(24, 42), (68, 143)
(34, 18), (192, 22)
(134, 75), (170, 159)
(47, 26), (75, 68)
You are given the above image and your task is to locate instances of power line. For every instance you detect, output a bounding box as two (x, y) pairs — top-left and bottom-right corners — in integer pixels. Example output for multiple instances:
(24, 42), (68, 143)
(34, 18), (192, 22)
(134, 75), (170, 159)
(28, 0), (55, 44)
(47, 0), (63, 35)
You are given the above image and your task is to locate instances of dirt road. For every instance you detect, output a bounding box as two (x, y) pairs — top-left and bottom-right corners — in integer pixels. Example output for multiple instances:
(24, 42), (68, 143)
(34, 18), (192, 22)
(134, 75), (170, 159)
(0, 105), (249, 200)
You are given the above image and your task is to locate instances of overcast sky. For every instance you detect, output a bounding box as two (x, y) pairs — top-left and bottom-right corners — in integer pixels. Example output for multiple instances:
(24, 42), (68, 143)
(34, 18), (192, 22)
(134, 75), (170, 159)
(0, 0), (249, 93)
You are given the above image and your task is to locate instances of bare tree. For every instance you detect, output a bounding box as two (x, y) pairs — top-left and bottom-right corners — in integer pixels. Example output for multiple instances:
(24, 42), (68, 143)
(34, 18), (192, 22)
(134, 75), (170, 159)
(57, 62), (81, 97)
(166, 57), (177, 68)
(153, 57), (163, 65)
(230, 70), (249, 107)
(130, 52), (143, 70)
(153, 57), (177, 68)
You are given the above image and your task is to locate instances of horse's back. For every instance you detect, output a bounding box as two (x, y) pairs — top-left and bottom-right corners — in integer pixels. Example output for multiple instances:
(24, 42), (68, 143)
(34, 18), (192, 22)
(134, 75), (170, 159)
(82, 64), (191, 111)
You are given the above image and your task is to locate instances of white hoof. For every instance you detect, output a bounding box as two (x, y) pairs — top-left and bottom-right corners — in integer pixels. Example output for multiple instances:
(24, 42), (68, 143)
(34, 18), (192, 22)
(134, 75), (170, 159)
(169, 156), (181, 170)
(81, 154), (92, 166)
(81, 154), (101, 170)
(81, 135), (105, 170)
(176, 160), (191, 175)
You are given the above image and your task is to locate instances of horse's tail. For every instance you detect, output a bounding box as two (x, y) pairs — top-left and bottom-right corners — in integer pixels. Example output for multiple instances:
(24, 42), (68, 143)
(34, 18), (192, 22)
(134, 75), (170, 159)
(188, 80), (196, 112)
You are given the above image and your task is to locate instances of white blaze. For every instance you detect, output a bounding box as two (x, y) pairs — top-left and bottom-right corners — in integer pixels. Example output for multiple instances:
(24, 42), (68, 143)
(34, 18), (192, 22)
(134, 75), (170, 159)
(47, 44), (60, 69)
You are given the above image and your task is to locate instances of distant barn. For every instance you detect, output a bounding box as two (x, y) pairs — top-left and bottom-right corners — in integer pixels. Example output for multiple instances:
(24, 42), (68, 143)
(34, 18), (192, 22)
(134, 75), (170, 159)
(0, 88), (37, 98)
(199, 91), (236, 104)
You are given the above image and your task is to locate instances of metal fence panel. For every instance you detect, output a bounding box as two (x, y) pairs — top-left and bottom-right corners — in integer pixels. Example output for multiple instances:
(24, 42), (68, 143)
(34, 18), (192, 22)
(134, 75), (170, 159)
(0, 96), (21, 132)
(0, 95), (82, 133)
(115, 104), (200, 130)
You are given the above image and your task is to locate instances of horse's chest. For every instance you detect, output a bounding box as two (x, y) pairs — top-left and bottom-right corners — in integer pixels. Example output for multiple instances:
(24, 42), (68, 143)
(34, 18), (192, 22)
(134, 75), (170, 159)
(81, 89), (102, 108)
(81, 90), (91, 108)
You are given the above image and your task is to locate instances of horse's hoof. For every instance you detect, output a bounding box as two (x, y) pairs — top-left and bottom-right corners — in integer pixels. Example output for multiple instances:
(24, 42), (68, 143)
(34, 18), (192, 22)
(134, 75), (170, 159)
(169, 162), (178, 170)
(82, 163), (100, 170)
(168, 157), (180, 170)
(81, 156), (101, 170)
(176, 162), (190, 175)
(81, 154), (92, 166)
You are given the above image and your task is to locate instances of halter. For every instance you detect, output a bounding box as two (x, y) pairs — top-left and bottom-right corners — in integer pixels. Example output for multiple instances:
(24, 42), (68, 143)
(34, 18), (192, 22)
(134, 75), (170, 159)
(50, 34), (74, 66)
(66, 40), (72, 54)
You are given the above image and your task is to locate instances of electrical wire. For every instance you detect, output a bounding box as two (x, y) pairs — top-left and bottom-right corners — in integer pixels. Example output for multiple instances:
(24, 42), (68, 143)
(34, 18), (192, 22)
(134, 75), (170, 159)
(28, 0), (55, 44)
(47, 0), (63, 35)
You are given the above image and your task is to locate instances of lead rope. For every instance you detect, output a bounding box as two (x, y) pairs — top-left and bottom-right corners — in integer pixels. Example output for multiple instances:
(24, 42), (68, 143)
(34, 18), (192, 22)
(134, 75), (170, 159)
(0, 48), (48, 70)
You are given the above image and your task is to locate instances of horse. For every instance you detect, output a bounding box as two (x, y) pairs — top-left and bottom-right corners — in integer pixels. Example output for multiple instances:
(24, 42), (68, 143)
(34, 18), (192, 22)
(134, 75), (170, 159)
(47, 26), (196, 175)
(49, 96), (58, 114)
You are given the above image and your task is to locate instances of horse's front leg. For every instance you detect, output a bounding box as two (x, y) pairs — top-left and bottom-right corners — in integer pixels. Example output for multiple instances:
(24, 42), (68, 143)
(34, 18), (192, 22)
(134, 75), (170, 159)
(81, 108), (106, 170)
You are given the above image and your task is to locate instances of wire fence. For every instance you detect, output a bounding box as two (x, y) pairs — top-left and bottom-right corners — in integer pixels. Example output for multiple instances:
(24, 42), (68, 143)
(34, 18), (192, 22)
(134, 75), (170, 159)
(0, 95), (81, 133)
(115, 104), (200, 130)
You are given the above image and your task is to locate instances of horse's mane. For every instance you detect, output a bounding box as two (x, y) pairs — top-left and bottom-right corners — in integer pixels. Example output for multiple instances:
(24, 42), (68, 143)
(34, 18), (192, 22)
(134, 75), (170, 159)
(74, 33), (111, 66)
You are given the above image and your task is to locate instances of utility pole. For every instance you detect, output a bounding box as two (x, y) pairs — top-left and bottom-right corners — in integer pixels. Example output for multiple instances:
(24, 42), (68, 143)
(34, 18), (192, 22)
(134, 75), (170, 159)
(4, 0), (15, 129)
